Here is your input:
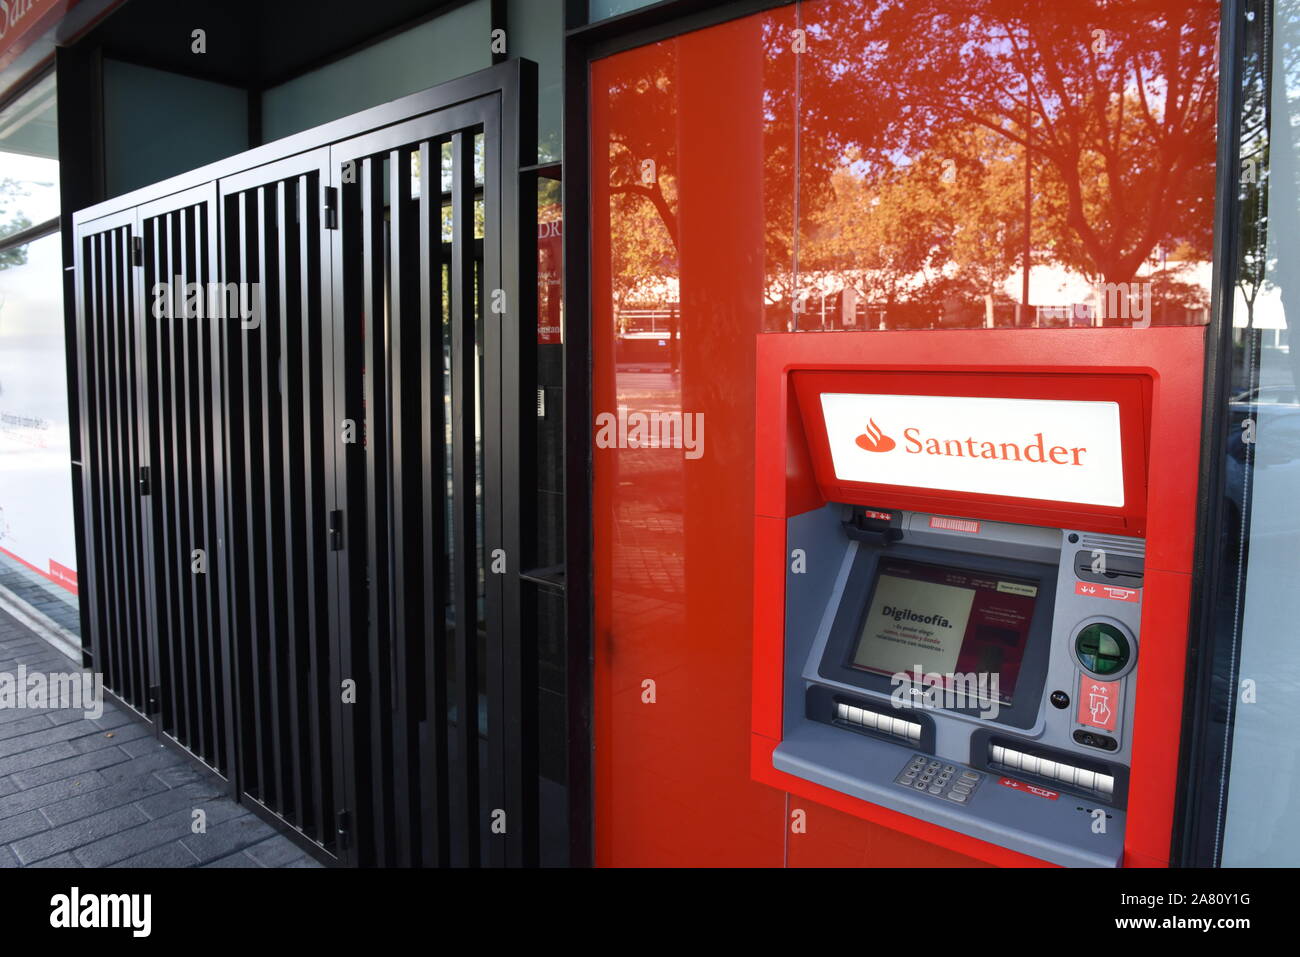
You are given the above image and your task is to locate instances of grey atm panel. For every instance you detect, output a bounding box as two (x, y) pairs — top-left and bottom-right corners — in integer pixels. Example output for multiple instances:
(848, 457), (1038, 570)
(774, 504), (1143, 868)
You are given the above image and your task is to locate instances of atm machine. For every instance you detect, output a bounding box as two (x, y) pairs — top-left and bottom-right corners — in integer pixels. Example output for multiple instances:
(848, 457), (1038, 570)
(751, 328), (1204, 868)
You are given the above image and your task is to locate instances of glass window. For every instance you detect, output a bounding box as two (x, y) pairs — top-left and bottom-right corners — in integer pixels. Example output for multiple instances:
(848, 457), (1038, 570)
(510, 0), (564, 163)
(102, 61), (248, 197)
(591, 0), (1220, 865)
(261, 0), (492, 141)
(0, 72), (58, 230)
(1214, 0), (1300, 867)
(788, 0), (1219, 331)
(590, 0), (661, 21)
(0, 75), (79, 630)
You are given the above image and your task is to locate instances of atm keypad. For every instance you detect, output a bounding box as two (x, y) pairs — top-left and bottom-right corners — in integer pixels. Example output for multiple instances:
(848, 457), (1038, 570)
(894, 754), (984, 804)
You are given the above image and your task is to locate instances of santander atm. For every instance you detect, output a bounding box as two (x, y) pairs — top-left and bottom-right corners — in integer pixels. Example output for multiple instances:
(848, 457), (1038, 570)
(751, 328), (1205, 868)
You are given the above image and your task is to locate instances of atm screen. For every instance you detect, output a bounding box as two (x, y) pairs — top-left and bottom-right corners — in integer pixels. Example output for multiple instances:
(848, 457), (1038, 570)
(851, 558), (1040, 705)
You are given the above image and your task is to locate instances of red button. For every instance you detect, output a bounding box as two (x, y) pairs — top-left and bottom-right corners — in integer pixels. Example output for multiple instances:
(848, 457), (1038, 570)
(1077, 677), (1120, 731)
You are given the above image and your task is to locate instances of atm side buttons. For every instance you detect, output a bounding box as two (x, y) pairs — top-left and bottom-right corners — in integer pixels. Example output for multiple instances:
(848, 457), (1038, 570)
(894, 754), (984, 804)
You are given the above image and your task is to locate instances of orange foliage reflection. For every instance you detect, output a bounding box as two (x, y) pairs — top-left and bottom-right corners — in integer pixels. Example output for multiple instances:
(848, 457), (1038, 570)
(604, 0), (1220, 334)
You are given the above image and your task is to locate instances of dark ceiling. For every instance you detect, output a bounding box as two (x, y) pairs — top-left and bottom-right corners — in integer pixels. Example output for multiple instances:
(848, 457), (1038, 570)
(82, 0), (479, 90)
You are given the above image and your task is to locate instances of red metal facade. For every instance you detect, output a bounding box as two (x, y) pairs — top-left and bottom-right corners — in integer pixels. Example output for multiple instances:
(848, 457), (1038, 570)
(591, 0), (1218, 866)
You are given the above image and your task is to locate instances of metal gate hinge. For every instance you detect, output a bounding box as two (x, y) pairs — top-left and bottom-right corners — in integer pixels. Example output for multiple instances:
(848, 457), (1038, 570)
(147, 685), (161, 712)
(328, 510), (344, 551)
(138, 466), (151, 496)
(323, 187), (338, 229)
(336, 809), (350, 849)
(131, 237), (143, 266)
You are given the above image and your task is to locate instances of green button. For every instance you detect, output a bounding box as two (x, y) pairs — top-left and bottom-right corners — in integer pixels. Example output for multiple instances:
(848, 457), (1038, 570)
(1075, 623), (1131, 676)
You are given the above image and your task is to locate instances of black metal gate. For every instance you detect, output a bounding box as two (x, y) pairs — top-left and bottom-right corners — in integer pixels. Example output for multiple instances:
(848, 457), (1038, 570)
(73, 210), (156, 726)
(70, 61), (538, 867)
(218, 149), (346, 858)
(137, 184), (234, 785)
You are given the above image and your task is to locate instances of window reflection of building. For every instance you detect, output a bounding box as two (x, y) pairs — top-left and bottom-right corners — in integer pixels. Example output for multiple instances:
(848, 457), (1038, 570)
(0, 73), (79, 617)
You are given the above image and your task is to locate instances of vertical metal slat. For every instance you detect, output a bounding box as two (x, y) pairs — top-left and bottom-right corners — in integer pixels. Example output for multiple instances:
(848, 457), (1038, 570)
(450, 129), (481, 867)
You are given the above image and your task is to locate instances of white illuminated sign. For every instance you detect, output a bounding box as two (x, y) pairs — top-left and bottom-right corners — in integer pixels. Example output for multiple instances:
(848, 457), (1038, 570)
(819, 393), (1125, 507)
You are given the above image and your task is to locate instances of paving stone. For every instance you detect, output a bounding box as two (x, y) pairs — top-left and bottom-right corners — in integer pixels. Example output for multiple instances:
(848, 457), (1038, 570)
(0, 719), (107, 759)
(0, 712), (55, 738)
(41, 772), (168, 827)
(244, 834), (310, 868)
(0, 742), (77, 778)
(26, 852), (79, 867)
(0, 715), (55, 742)
(0, 603), (317, 869)
(0, 808), (51, 845)
(9, 804), (150, 865)
(106, 841), (200, 868)
(0, 706), (57, 727)
(66, 802), (236, 868)
(96, 751), (185, 790)
(0, 653), (75, 673)
(8, 746), (131, 790)
(134, 780), (227, 821)
(0, 771), (109, 823)
(121, 737), (166, 758)
(181, 813), (278, 864)
(0, 640), (56, 660)
(69, 723), (151, 756)
(152, 763), (209, 788)
(203, 850), (256, 868)
(90, 709), (136, 732)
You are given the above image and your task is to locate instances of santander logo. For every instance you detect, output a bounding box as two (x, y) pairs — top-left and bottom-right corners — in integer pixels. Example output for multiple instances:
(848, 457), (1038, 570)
(855, 418), (896, 453)
(852, 416), (1089, 466)
(820, 393), (1123, 508)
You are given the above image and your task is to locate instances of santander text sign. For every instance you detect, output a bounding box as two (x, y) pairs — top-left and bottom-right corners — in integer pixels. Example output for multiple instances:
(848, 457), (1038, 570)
(819, 393), (1125, 507)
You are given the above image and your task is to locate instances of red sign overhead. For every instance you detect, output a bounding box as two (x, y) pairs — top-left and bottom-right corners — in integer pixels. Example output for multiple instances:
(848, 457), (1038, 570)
(789, 369), (1153, 538)
(0, 0), (69, 69)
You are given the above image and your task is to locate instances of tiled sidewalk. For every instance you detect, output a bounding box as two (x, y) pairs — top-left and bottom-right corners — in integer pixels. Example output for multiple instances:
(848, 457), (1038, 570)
(0, 554), (81, 637)
(0, 606), (320, 868)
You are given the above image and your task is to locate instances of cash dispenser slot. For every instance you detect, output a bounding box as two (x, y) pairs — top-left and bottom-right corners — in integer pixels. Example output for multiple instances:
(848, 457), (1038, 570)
(976, 732), (1129, 807)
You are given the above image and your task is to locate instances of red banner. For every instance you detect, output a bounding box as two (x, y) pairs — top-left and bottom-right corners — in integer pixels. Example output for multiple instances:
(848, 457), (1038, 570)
(538, 206), (562, 345)
(0, 0), (69, 70)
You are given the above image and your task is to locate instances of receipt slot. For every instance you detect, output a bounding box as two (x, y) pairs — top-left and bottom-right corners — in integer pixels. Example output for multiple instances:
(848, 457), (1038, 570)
(751, 328), (1204, 868)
